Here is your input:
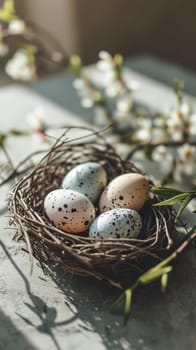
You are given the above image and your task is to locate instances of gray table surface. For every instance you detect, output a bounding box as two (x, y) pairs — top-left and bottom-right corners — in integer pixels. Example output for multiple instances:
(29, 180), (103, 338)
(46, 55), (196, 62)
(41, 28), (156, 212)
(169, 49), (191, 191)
(30, 54), (196, 114)
(0, 56), (196, 350)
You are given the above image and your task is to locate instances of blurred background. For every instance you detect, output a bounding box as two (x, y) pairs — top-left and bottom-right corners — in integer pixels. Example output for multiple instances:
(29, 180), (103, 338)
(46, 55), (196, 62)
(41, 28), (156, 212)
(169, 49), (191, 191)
(14, 0), (196, 70)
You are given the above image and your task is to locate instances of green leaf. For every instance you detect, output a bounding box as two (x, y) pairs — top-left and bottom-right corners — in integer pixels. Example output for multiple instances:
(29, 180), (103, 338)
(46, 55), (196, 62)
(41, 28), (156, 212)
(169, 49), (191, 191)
(110, 292), (125, 312)
(69, 55), (82, 76)
(114, 53), (123, 67)
(0, 0), (17, 22)
(153, 193), (188, 207)
(139, 266), (173, 285)
(21, 45), (36, 66)
(151, 254), (175, 270)
(151, 186), (183, 199)
(174, 78), (184, 104)
(124, 288), (132, 324)
(4, 0), (15, 12)
(152, 187), (196, 218)
(161, 273), (169, 293)
(114, 53), (123, 79)
(176, 194), (193, 220)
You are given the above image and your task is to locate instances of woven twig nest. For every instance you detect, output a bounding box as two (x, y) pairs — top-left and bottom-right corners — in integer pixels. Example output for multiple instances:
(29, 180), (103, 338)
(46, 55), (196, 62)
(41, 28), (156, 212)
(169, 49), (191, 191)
(9, 127), (175, 289)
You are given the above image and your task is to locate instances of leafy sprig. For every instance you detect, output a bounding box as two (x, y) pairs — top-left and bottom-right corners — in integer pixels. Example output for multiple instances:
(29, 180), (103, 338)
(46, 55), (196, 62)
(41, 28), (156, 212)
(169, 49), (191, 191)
(152, 186), (196, 220)
(111, 253), (174, 324)
(111, 228), (196, 325)
(111, 185), (196, 324)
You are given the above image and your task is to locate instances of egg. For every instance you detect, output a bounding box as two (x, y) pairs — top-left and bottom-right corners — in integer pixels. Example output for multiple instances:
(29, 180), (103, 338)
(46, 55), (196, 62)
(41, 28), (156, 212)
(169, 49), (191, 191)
(62, 162), (107, 203)
(44, 189), (95, 233)
(99, 173), (149, 212)
(89, 208), (142, 239)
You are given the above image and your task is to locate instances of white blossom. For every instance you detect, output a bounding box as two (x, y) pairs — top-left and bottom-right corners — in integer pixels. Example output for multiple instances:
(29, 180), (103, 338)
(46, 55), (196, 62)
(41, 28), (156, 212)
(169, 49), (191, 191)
(152, 145), (173, 165)
(8, 19), (26, 34)
(180, 102), (190, 116)
(26, 107), (46, 130)
(178, 143), (196, 163)
(98, 51), (112, 60)
(72, 77), (103, 108)
(135, 119), (152, 142)
(72, 78), (87, 90)
(189, 113), (196, 139)
(72, 77), (94, 107)
(173, 143), (196, 183)
(116, 94), (133, 114)
(5, 50), (36, 81)
(103, 70), (117, 89)
(81, 97), (94, 108)
(166, 112), (184, 141)
(105, 80), (123, 98)
(97, 51), (117, 88)
(124, 78), (140, 92)
(174, 162), (196, 183)
(166, 101), (196, 141)
(97, 51), (114, 72)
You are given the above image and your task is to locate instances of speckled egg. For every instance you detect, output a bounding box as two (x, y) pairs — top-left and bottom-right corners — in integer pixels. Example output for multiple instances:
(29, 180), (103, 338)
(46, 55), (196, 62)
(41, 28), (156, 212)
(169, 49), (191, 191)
(62, 162), (107, 203)
(89, 208), (142, 239)
(44, 189), (95, 233)
(99, 173), (149, 212)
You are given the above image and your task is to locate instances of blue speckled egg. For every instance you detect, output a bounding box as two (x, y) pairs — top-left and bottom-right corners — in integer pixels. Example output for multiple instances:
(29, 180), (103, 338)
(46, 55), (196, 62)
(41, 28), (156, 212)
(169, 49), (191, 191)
(89, 208), (142, 239)
(62, 162), (107, 203)
(44, 189), (95, 233)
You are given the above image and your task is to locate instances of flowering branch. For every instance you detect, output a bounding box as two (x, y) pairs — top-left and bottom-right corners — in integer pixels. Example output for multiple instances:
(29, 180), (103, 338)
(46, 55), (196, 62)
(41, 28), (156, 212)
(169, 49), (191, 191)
(69, 52), (195, 186)
(0, 0), (68, 80)
(69, 52), (136, 129)
(125, 140), (196, 159)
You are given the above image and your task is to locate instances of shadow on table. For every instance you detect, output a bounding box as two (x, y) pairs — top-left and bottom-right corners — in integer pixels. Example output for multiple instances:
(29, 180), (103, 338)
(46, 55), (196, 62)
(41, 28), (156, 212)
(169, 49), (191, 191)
(0, 309), (38, 350)
(1, 239), (196, 350)
(0, 240), (77, 350)
(49, 244), (196, 350)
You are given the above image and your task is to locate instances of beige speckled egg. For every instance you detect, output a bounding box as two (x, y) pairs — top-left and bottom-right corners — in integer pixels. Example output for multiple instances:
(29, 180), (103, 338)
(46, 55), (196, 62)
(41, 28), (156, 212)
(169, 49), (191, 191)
(44, 189), (95, 233)
(99, 173), (149, 212)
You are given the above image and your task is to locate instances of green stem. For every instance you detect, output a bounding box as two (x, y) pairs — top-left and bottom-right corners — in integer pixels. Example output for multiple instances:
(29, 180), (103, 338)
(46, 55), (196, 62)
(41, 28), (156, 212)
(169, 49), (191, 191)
(111, 231), (196, 322)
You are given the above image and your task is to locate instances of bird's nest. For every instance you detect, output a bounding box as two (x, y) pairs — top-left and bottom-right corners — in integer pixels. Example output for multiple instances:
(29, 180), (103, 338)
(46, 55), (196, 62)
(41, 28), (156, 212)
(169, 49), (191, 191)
(8, 127), (176, 289)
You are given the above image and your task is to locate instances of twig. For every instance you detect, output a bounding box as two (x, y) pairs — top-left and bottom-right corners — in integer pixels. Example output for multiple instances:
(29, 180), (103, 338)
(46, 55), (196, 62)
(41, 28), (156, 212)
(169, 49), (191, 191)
(125, 140), (196, 160)
(1, 145), (15, 172)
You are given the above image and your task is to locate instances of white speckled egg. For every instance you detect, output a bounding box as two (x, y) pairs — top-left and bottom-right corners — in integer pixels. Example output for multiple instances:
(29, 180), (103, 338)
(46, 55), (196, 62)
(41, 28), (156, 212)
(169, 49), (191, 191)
(89, 208), (142, 239)
(99, 173), (149, 212)
(44, 189), (95, 233)
(62, 162), (107, 203)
